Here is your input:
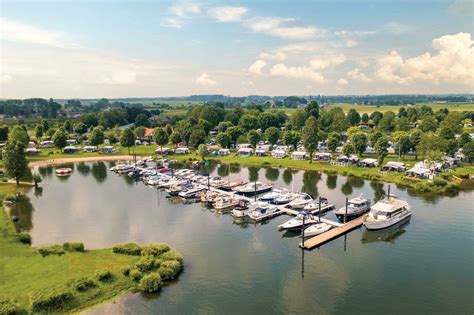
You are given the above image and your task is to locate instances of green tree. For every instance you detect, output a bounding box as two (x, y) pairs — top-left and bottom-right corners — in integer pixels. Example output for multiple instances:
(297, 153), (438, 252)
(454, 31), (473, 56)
(346, 108), (361, 126)
(282, 131), (300, 148)
(265, 127), (280, 146)
(238, 114), (258, 131)
(73, 122), (88, 135)
(305, 100), (319, 119)
(302, 117), (319, 162)
(247, 130), (260, 148)
(438, 126), (455, 140)
(63, 120), (73, 133)
(0, 125), (8, 142)
(342, 143), (355, 156)
(135, 114), (149, 127)
(288, 109), (306, 130)
(154, 128), (169, 158)
(134, 126), (146, 140)
(189, 128), (206, 148)
(35, 125), (43, 139)
(463, 141), (474, 163)
(175, 120), (192, 144)
(169, 132), (181, 147)
(216, 132), (231, 148)
(458, 132), (472, 148)
(89, 127), (104, 148)
(3, 142), (28, 185)
(350, 132), (368, 156)
(441, 111), (463, 134)
(226, 126), (242, 144)
(41, 119), (50, 132)
(410, 129), (424, 159)
(120, 128), (135, 154)
(52, 129), (68, 152)
(198, 144), (209, 161)
(396, 117), (410, 131)
(419, 115), (437, 132)
(327, 132), (340, 153)
(9, 126), (29, 147)
(369, 131), (383, 146)
(377, 111), (396, 133)
(374, 136), (389, 165)
(370, 111), (383, 125)
(361, 113), (370, 123)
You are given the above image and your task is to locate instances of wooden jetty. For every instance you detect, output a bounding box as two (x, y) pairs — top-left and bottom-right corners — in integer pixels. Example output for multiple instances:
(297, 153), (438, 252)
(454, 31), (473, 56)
(299, 216), (364, 250)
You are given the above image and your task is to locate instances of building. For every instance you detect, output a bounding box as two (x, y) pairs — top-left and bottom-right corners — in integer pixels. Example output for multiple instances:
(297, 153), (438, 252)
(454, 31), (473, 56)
(83, 146), (97, 153)
(144, 128), (155, 141)
(64, 146), (80, 154)
(358, 158), (378, 167)
(237, 147), (253, 157)
(255, 148), (266, 157)
(25, 148), (41, 156)
(381, 161), (406, 172)
(291, 151), (309, 160)
(314, 152), (332, 161)
(175, 147), (190, 155)
(218, 148), (230, 156)
(271, 149), (287, 159)
(155, 147), (172, 155)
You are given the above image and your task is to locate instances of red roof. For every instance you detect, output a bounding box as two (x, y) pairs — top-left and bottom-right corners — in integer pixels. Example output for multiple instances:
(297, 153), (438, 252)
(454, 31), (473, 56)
(144, 128), (154, 137)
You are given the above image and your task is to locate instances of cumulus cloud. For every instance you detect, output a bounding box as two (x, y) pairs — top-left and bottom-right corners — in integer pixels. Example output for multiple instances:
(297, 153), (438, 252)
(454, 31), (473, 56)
(0, 17), (77, 48)
(374, 32), (474, 86)
(210, 6), (248, 22)
(270, 64), (325, 83)
(248, 59), (267, 74)
(347, 68), (373, 82)
(196, 72), (217, 86)
(170, 2), (201, 17)
(309, 54), (346, 70)
(337, 78), (348, 85)
(244, 17), (322, 40)
(259, 51), (287, 61)
(160, 18), (183, 29)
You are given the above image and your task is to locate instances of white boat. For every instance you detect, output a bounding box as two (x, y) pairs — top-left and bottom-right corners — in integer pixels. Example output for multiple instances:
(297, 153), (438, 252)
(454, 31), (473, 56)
(335, 194), (371, 221)
(278, 211), (319, 231)
(214, 196), (241, 210)
(363, 195), (412, 230)
(303, 198), (329, 211)
(178, 185), (207, 199)
(235, 182), (272, 196)
(248, 203), (281, 221)
(230, 200), (251, 218)
(273, 192), (301, 205)
(258, 188), (288, 203)
(288, 193), (313, 209)
(303, 222), (332, 237)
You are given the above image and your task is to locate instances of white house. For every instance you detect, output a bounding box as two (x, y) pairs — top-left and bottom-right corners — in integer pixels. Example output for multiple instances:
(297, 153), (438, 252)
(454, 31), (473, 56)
(271, 149), (287, 159)
(381, 161), (406, 172)
(83, 146), (97, 153)
(358, 158), (378, 167)
(255, 149), (266, 157)
(291, 151), (309, 160)
(236, 143), (252, 150)
(314, 152), (332, 161)
(237, 147), (253, 157)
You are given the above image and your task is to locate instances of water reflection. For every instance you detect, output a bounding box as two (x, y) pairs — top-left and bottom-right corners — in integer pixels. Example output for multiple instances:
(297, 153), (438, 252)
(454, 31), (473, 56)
(91, 161), (107, 183)
(369, 181), (385, 202)
(340, 179), (353, 196)
(217, 164), (229, 177)
(265, 167), (280, 182)
(38, 165), (53, 178)
(361, 218), (410, 244)
(326, 175), (337, 190)
(248, 166), (260, 182)
(9, 194), (34, 232)
(301, 171), (321, 197)
(347, 175), (364, 189)
(76, 162), (91, 176)
(282, 169), (293, 185)
(230, 163), (241, 174)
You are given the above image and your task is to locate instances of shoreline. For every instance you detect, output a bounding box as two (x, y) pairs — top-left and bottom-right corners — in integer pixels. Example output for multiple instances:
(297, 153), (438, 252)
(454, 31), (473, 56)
(28, 155), (135, 167)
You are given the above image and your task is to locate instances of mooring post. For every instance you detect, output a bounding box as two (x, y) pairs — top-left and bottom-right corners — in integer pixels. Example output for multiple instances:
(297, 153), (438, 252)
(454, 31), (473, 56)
(388, 184), (391, 200)
(254, 182), (257, 201)
(344, 197), (348, 224)
(301, 214), (306, 247)
(318, 197), (322, 221)
(207, 172), (210, 190)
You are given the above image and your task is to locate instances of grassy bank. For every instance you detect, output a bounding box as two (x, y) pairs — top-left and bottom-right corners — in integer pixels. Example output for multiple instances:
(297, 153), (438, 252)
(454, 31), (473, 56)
(0, 183), (183, 313)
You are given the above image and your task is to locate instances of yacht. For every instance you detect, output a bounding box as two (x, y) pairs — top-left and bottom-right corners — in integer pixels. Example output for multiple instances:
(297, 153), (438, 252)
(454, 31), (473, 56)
(278, 211), (319, 231)
(288, 193), (313, 209)
(303, 197), (329, 211)
(166, 183), (192, 196)
(248, 203), (281, 221)
(220, 180), (248, 192)
(230, 200), (251, 218)
(235, 182), (272, 197)
(178, 185), (207, 199)
(273, 192), (301, 205)
(258, 188), (288, 203)
(303, 222), (332, 237)
(335, 194), (371, 221)
(363, 195), (412, 230)
(214, 196), (241, 210)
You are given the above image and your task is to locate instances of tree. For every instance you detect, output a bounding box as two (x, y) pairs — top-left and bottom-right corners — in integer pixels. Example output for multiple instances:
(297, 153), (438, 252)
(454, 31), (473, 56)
(9, 126), (29, 147)
(342, 143), (355, 156)
(134, 126), (146, 140)
(226, 126), (242, 144)
(154, 128), (169, 158)
(33, 173), (42, 188)
(458, 132), (472, 148)
(350, 132), (368, 156)
(438, 126), (455, 140)
(410, 129), (423, 160)
(198, 144), (209, 161)
(396, 117), (410, 131)
(361, 113), (370, 123)
(0, 125), (8, 142)
(257, 112), (280, 130)
(463, 141), (474, 163)
(289, 109), (306, 130)
(265, 127), (280, 146)
(198, 119), (212, 134)
(238, 114), (258, 131)
(327, 132), (340, 153)
(120, 128), (135, 154)
(346, 108), (361, 126)
(175, 120), (192, 144)
(416, 133), (443, 159)
(41, 119), (49, 132)
(397, 134), (411, 157)
(89, 127), (104, 148)
(247, 130), (260, 148)
(374, 136), (389, 165)
(419, 115), (437, 132)
(216, 132), (231, 148)
(74, 122), (88, 135)
(369, 131), (383, 146)
(282, 131), (300, 148)
(35, 125), (43, 139)
(377, 111), (396, 133)
(305, 100), (319, 119)
(135, 114), (149, 127)
(63, 120), (73, 133)
(3, 142), (28, 185)
(189, 128), (206, 148)
(441, 111), (463, 134)
(302, 117), (319, 162)
(169, 132), (181, 147)
(370, 111), (383, 125)
(52, 129), (68, 152)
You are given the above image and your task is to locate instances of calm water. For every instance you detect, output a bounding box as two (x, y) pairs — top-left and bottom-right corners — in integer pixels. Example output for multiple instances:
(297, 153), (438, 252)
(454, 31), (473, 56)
(12, 161), (473, 314)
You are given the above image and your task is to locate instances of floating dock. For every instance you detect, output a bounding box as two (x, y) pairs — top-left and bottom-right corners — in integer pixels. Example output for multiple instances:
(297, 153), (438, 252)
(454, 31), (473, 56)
(299, 216), (364, 250)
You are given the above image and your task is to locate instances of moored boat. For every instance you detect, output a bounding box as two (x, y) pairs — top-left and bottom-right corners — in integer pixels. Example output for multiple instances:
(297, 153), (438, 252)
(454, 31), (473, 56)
(278, 211), (319, 231)
(363, 194), (412, 230)
(235, 182), (272, 197)
(302, 222), (332, 237)
(55, 168), (73, 176)
(335, 194), (371, 222)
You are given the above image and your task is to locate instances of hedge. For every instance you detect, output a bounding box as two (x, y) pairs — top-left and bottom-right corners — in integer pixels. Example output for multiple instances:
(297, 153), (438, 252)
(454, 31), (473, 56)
(73, 277), (96, 292)
(112, 243), (142, 255)
(17, 232), (32, 245)
(63, 242), (85, 252)
(0, 298), (20, 315)
(121, 267), (131, 276)
(139, 273), (162, 293)
(95, 270), (113, 282)
(37, 244), (65, 257)
(141, 243), (170, 257)
(29, 286), (72, 313)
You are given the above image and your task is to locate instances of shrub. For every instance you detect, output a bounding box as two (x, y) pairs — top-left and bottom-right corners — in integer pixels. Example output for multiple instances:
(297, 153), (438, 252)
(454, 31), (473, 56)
(95, 270), (113, 282)
(37, 244), (65, 257)
(153, 258), (163, 269)
(160, 260), (183, 277)
(29, 286), (72, 313)
(0, 298), (20, 315)
(63, 242), (85, 252)
(129, 269), (142, 281)
(414, 182), (432, 193)
(445, 182), (460, 193)
(112, 242), (142, 255)
(158, 267), (175, 280)
(4, 194), (16, 203)
(18, 232), (32, 244)
(73, 277), (96, 292)
(160, 250), (183, 263)
(141, 243), (170, 257)
(121, 267), (131, 276)
(139, 273), (162, 293)
(134, 256), (156, 273)
(433, 178), (447, 187)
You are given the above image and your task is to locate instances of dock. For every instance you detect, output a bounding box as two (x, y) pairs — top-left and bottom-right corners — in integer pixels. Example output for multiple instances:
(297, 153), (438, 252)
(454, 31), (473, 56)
(299, 216), (364, 250)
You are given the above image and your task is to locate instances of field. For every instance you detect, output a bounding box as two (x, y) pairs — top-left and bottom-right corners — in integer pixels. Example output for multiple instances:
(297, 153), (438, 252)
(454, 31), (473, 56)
(324, 102), (474, 114)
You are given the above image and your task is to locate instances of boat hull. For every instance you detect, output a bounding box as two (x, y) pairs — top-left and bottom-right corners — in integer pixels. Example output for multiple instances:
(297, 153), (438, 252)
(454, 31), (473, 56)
(235, 187), (272, 197)
(364, 212), (412, 230)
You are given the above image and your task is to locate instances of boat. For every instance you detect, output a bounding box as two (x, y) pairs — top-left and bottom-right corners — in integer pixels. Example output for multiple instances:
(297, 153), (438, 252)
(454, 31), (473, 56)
(166, 183), (192, 196)
(288, 193), (314, 209)
(231, 200), (251, 218)
(178, 185), (207, 199)
(235, 182), (272, 197)
(303, 197), (329, 211)
(220, 180), (248, 191)
(55, 168), (73, 176)
(335, 194), (371, 222)
(278, 211), (319, 231)
(302, 222), (332, 237)
(258, 188), (288, 203)
(248, 203), (281, 221)
(214, 196), (241, 210)
(363, 194), (412, 230)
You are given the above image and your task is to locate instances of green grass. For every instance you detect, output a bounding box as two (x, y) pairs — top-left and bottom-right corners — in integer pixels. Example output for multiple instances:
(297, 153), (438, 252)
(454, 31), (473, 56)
(325, 102), (474, 114)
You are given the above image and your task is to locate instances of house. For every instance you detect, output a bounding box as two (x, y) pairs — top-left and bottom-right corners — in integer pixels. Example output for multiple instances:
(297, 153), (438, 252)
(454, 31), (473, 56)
(63, 146), (80, 154)
(381, 161), (406, 172)
(291, 151), (309, 160)
(155, 147), (172, 155)
(405, 165), (431, 179)
(274, 145), (292, 152)
(100, 146), (116, 153)
(358, 158), (378, 167)
(257, 144), (272, 151)
(39, 140), (54, 148)
(236, 143), (252, 150)
(349, 155), (359, 163)
(218, 148), (230, 156)
(175, 147), (190, 155)
(314, 152), (332, 161)
(25, 148), (41, 156)
(83, 146), (97, 153)
(144, 128), (154, 141)
(236, 147), (253, 157)
(255, 149), (266, 157)
(271, 149), (287, 159)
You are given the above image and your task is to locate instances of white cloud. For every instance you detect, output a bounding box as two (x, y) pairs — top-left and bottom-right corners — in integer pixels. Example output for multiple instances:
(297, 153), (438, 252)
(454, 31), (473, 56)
(374, 32), (474, 86)
(347, 68), (373, 82)
(210, 6), (248, 22)
(0, 17), (76, 48)
(245, 17), (323, 40)
(160, 18), (183, 29)
(337, 78), (348, 85)
(345, 39), (359, 47)
(170, 3), (201, 17)
(270, 63), (325, 83)
(248, 59), (267, 74)
(196, 72), (217, 86)
(335, 30), (376, 37)
(309, 54), (346, 70)
(259, 51), (287, 61)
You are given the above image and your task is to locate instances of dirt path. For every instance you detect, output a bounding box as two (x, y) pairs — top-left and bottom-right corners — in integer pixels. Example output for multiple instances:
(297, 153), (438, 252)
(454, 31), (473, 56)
(28, 155), (135, 167)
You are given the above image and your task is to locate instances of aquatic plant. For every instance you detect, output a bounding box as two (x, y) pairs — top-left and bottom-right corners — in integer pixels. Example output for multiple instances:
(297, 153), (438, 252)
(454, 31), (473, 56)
(139, 273), (162, 293)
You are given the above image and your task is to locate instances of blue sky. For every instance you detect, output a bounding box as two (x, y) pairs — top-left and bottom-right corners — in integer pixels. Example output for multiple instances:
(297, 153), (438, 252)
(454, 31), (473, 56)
(0, 0), (473, 98)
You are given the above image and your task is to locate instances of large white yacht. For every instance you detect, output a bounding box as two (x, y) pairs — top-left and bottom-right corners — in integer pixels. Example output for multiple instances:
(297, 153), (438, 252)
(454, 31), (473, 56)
(363, 195), (412, 230)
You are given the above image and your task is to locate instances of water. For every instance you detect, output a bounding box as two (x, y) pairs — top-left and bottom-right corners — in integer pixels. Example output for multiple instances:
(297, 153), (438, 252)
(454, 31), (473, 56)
(12, 161), (474, 314)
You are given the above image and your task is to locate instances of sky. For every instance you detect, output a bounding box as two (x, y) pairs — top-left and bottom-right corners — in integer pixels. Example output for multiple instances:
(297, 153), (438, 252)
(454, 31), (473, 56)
(0, 0), (473, 99)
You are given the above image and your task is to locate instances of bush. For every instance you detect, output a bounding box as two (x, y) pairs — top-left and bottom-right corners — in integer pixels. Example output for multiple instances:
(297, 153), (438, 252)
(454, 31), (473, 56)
(38, 244), (65, 257)
(121, 267), (131, 276)
(73, 277), (96, 292)
(414, 182), (433, 193)
(141, 243), (170, 257)
(139, 273), (162, 293)
(4, 194), (16, 203)
(112, 242), (142, 255)
(160, 250), (183, 263)
(134, 256), (156, 273)
(63, 242), (85, 252)
(18, 232), (32, 244)
(29, 286), (72, 313)
(445, 182), (460, 193)
(0, 298), (20, 315)
(129, 269), (142, 281)
(433, 178), (447, 187)
(160, 260), (183, 277)
(158, 267), (175, 280)
(95, 270), (113, 282)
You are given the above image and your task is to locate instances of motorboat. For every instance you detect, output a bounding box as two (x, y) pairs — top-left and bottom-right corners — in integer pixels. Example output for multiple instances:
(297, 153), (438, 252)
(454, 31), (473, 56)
(363, 195), (412, 230)
(220, 180), (248, 191)
(231, 200), (251, 218)
(248, 203), (281, 221)
(214, 196), (241, 210)
(235, 182), (272, 197)
(258, 188), (288, 203)
(178, 185), (207, 199)
(303, 222), (332, 237)
(335, 194), (371, 222)
(273, 192), (301, 205)
(278, 211), (319, 231)
(166, 183), (192, 196)
(288, 193), (314, 209)
(55, 168), (73, 176)
(303, 197), (329, 211)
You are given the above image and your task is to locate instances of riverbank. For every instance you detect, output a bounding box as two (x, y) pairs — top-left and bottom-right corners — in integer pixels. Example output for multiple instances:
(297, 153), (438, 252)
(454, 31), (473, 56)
(28, 155), (134, 167)
(0, 183), (183, 314)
